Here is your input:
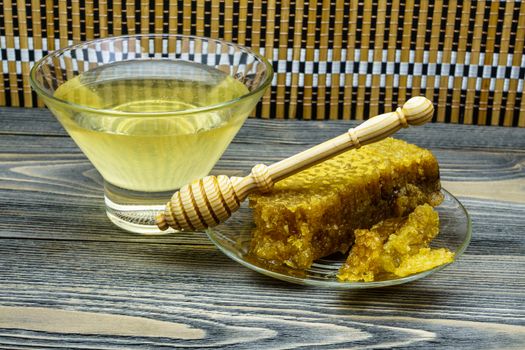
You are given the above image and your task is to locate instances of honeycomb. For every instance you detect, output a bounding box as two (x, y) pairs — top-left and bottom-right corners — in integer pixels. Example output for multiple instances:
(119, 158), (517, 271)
(337, 204), (454, 281)
(248, 138), (443, 269)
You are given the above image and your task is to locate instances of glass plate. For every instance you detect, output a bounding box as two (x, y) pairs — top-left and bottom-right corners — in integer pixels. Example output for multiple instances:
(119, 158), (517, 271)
(206, 189), (472, 289)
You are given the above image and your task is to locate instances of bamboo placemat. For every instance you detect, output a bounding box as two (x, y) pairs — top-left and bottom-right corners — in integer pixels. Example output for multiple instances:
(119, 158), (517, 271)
(1, 0), (524, 126)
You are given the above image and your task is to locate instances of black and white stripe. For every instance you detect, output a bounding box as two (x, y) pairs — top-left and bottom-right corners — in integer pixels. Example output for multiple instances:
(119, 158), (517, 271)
(3, 35), (524, 95)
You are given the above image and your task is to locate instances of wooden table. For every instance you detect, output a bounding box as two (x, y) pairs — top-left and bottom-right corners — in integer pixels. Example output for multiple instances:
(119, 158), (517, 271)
(1, 107), (524, 349)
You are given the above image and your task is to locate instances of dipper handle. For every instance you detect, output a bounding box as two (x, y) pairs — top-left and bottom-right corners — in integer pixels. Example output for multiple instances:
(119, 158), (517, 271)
(157, 96), (434, 231)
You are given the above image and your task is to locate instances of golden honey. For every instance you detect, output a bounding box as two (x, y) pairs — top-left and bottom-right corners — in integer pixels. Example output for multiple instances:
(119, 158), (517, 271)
(338, 204), (454, 282)
(52, 60), (249, 192)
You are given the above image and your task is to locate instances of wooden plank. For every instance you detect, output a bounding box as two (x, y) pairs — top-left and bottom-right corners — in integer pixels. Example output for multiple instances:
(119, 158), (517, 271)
(0, 136), (523, 245)
(442, 179), (525, 204)
(0, 174), (523, 252)
(0, 107), (523, 349)
(0, 107), (523, 245)
(0, 239), (523, 348)
(0, 184), (523, 256)
(0, 141), (523, 183)
(3, 108), (78, 135)
(1, 108), (524, 150)
(2, 137), (518, 178)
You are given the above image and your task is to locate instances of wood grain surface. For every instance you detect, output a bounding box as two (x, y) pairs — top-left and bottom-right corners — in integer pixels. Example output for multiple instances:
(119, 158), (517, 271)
(0, 107), (524, 349)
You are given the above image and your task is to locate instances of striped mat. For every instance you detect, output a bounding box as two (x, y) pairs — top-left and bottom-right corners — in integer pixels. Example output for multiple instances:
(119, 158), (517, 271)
(1, 0), (524, 126)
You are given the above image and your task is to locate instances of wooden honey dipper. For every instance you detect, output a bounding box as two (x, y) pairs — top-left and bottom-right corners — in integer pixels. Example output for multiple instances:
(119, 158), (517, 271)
(156, 96), (434, 232)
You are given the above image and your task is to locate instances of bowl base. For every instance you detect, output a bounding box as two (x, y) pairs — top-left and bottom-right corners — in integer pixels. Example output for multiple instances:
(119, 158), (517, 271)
(103, 182), (176, 234)
(105, 208), (174, 235)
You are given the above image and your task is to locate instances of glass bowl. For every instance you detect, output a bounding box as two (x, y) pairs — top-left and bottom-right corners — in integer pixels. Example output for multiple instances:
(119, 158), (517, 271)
(207, 189), (471, 288)
(30, 34), (273, 234)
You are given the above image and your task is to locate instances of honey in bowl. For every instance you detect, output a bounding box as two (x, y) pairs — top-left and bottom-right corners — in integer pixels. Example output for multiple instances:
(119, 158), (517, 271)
(53, 60), (250, 192)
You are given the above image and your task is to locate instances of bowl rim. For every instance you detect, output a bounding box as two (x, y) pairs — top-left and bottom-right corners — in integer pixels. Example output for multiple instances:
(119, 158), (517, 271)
(29, 34), (274, 117)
